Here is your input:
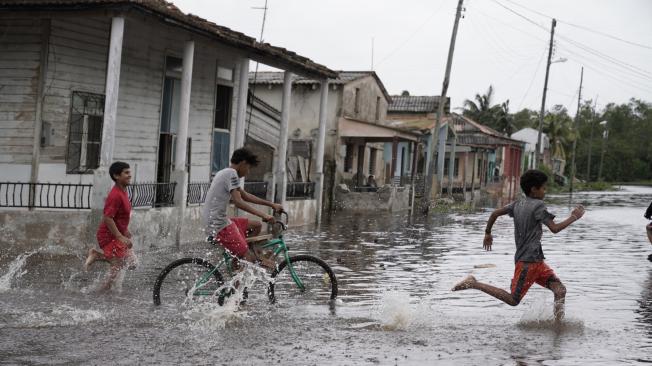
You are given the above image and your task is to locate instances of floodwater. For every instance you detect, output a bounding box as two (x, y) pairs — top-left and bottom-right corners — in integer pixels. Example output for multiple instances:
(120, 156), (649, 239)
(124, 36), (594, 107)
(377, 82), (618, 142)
(1, 186), (651, 365)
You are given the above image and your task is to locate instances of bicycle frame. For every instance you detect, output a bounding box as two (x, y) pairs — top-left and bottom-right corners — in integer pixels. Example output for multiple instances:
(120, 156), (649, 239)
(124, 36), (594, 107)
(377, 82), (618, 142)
(189, 232), (305, 299)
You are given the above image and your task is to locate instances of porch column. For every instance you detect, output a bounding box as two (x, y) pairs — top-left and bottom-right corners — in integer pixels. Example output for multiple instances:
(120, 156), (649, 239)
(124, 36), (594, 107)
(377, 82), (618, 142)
(391, 137), (398, 182)
(436, 126), (447, 195)
(447, 134), (457, 198)
(276, 71), (293, 205)
(92, 16), (124, 210)
(172, 40), (194, 245)
(234, 57), (249, 148)
(315, 79), (329, 223)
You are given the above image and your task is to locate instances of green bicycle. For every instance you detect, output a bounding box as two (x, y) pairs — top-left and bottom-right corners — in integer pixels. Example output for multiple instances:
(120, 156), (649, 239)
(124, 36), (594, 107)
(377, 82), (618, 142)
(152, 216), (338, 307)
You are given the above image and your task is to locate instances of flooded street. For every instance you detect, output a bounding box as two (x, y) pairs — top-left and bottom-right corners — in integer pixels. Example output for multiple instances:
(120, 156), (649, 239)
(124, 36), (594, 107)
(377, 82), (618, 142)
(1, 186), (652, 365)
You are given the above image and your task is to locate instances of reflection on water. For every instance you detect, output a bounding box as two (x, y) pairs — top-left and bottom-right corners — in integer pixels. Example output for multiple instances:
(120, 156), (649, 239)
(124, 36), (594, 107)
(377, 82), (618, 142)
(0, 186), (651, 364)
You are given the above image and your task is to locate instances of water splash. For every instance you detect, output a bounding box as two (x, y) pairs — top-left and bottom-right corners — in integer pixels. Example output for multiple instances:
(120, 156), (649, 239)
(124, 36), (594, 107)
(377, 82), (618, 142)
(6, 305), (104, 328)
(0, 251), (37, 292)
(376, 290), (416, 331)
(517, 294), (584, 332)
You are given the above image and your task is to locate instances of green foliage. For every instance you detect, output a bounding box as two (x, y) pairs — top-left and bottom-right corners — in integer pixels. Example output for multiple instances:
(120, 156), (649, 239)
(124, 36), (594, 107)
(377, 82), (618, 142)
(573, 99), (652, 182)
(462, 86), (652, 183)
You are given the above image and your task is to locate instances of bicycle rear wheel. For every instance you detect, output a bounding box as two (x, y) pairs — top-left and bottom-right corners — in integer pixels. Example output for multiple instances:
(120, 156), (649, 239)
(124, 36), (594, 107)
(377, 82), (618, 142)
(153, 258), (224, 306)
(268, 255), (338, 305)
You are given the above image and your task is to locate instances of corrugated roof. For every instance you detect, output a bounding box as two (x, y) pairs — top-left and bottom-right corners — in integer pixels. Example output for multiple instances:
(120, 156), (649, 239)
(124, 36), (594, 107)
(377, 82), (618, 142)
(249, 70), (392, 102)
(1, 0), (336, 79)
(387, 95), (449, 113)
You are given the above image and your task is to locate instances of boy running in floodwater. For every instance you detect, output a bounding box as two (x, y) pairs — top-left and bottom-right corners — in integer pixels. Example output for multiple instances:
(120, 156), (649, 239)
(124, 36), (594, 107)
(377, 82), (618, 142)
(84, 161), (137, 292)
(203, 148), (283, 267)
(452, 169), (585, 322)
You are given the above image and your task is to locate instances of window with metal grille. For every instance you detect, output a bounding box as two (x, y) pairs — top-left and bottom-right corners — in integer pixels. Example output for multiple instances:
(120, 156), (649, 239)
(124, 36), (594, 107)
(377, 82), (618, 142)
(66, 91), (104, 174)
(289, 140), (312, 159)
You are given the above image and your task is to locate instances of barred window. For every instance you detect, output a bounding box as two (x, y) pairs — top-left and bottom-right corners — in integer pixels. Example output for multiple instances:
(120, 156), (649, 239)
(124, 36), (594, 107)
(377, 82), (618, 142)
(289, 140), (312, 159)
(66, 92), (104, 173)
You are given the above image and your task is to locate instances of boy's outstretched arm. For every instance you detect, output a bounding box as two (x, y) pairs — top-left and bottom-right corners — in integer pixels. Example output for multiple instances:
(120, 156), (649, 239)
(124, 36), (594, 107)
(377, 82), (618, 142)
(230, 189), (275, 223)
(545, 205), (585, 234)
(483, 205), (512, 251)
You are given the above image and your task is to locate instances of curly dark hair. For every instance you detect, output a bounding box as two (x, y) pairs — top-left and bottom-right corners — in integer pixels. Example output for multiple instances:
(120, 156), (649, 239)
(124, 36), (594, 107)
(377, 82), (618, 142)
(109, 161), (130, 182)
(520, 169), (548, 196)
(230, 148), (260, 167)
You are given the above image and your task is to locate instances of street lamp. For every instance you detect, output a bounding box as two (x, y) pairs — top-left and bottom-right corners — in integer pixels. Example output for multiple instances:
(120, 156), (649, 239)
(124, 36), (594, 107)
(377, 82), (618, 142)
(597, 120), (608, 181)
(535, 56), (567, 168)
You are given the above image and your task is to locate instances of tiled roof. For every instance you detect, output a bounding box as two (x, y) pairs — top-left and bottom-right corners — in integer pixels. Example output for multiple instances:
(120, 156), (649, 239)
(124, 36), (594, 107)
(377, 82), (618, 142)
(1, 0), (336, 79)
(388, 95), (449, 113)
(249, 71), (392, 102)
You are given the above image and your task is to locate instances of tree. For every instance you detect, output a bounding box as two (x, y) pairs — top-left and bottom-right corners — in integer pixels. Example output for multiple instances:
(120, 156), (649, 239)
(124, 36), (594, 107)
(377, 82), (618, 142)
(401, 90), (410, 96)
(462, 85), (497, 126)
(511, 108), (539, 131)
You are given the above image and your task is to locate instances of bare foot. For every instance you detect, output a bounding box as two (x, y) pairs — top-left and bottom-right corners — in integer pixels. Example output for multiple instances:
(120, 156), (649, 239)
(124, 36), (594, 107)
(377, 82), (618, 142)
(451, 275), (477, 291)
(84, 249), (100, 271)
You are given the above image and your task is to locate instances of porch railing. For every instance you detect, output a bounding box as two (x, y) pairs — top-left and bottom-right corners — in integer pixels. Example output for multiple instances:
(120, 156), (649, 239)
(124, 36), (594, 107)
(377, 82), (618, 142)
(0, 182), (92, 209)
(187, 182), (210, 204)
(244, 181), (268, 200)
(287, 182), (315, 200)
(128, 182), (176, 208)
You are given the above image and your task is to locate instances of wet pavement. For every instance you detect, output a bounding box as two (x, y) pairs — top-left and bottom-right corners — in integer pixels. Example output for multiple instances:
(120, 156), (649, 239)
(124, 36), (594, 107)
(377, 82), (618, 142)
(1, 186), (651, 365)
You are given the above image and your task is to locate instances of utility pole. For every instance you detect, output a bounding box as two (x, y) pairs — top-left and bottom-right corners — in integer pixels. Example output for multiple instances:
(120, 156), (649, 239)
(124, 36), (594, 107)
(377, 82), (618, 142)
(569, 67), (583, 205)
(535, 18), (556, 169)
(423, 0), (464, 212)
(585, 96), (598, 181)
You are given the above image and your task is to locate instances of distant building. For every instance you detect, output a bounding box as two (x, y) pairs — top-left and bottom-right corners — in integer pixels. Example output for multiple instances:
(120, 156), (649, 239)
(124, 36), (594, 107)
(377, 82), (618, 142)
(388, 96), (525, 201)
(250, 71), (419, 211)
(511, 127), (551, 170)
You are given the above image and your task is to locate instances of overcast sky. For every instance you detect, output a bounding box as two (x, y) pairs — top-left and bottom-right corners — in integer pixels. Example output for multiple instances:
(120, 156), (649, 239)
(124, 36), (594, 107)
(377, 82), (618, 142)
(173, 0), (652, 114)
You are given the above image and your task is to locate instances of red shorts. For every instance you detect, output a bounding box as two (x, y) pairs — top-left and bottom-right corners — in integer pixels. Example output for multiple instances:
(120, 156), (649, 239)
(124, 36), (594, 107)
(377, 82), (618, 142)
(215, 217), (250, 258)
(99, 238), (129, 260)
(510, 261), (560, 303)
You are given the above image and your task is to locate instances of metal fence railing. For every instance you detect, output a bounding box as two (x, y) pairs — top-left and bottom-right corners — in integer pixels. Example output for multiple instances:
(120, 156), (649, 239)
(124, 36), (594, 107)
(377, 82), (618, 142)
(0, 182), (92, 209)
(128, 182), (176, 208)
(187, 182), (210, 205)
(244, 181), (268, 200)
(287, 182), (315, 200)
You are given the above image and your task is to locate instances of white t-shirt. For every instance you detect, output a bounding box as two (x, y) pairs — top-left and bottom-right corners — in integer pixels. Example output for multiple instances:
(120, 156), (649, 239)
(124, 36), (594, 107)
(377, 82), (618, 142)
(202, 167), (244, 235)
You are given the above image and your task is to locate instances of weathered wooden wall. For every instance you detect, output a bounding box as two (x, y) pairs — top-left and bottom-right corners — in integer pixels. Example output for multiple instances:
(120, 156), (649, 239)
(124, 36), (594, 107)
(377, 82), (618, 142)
(0, 13), (246, 184)
(0, 18), (42, 174)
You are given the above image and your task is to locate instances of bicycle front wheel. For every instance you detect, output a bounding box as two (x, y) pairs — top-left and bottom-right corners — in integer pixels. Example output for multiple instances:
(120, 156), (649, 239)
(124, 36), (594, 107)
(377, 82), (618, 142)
(268, 255), (338, 305)
(153, 258), (224, 306)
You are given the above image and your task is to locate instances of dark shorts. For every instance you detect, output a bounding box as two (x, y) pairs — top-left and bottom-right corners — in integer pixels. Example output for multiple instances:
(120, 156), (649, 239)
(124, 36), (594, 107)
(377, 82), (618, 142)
(215, 217), (250, 258)
(511, 261), (560, 303)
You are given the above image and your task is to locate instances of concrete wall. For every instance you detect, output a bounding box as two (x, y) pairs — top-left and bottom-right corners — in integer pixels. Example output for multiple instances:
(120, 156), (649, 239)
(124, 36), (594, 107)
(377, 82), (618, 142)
(334, 185), (411, 212)
(0, 205), (207, 257)
(341, 76), (389, 123)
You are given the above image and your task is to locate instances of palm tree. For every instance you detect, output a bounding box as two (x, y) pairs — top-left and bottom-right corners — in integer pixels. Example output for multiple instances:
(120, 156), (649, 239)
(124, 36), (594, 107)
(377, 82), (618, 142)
(462, 85), (495, 125)
(494, 100), (516, 135)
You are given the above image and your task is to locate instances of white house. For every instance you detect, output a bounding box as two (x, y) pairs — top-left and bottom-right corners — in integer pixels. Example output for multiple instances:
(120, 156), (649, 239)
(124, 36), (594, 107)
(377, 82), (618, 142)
(511, 127), (551, 170)
(0, 0), (336, 251)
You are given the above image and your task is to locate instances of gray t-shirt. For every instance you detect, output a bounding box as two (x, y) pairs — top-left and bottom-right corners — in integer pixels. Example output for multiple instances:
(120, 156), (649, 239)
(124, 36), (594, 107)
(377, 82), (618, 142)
(506, 197), (555, 262)
(202, 168), (244, 235)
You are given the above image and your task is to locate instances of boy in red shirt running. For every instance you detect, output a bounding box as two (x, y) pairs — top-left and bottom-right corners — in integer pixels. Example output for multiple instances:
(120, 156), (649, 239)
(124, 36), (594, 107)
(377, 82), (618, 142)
(452, 169), (585, 322)
(84, 161), (137, 291)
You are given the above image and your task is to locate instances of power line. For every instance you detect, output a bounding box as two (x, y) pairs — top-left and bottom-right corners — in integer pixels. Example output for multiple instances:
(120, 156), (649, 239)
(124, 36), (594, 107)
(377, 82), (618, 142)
(488, 0), (652, 92)
(517, 47), (546, 109)
(501, 0), (652, 51)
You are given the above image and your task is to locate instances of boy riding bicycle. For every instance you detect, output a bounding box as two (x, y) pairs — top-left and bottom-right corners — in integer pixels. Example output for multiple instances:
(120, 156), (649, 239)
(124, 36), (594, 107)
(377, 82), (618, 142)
(202, 148), (283, 268)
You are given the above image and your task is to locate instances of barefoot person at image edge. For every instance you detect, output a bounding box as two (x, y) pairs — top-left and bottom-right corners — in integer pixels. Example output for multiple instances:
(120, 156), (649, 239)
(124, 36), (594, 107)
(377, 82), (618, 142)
(452, 169), (586, 322)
